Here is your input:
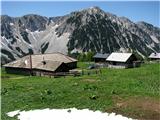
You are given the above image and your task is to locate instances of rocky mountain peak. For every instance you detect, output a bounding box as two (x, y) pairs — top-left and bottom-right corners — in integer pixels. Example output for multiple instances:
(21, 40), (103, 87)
(81, 6), (105, 15)
(1, 7), (160, 64)
(1, 15), (13, 23)
(18, 14), (48, 31)
(88, 6), (102, 12)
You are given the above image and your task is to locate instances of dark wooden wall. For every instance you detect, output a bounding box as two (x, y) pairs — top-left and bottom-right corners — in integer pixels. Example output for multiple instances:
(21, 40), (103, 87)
(94, 58), (106, 63)
(5, 67), (31, 75)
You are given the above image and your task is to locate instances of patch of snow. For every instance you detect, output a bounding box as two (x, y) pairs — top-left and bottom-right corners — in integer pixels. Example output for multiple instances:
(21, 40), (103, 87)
(7, 108), (135, 120)
(35, 30), (40, 33)
(71, 48), (83, 54)
(52, 24), (59, 29)
(28, 44), (33, 48)
(30, 30), (44, 34)
(7, 110), (20, 117)
(150, 35), (160, 43)
(26, 29), (29, 32)
(1, 36), (6, 39)
(51, 20), (54, 23)
(10, 23), (14, 26)
(55, 24), (59, 27)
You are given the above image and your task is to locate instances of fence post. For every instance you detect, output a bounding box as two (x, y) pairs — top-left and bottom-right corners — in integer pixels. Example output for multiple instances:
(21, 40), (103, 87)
(88, 72), (90, 75)
(82, 69), (84, 75)
(99, 69), (102, 74)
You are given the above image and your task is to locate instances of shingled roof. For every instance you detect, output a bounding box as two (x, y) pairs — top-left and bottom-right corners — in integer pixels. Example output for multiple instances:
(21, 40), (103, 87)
(3, 53), (77, 71)
(34, 61), (64, 72)
(106, 53), (133, 62)
(93, 53), (110, 59)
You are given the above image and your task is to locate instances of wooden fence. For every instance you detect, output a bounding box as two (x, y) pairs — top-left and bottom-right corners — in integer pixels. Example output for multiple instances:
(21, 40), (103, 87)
(33, 69), (102, 78)
(81, 69), (102, 76)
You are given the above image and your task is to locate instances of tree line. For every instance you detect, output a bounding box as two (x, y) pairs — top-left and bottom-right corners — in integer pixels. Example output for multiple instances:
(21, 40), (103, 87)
(68, 51), (95, 62)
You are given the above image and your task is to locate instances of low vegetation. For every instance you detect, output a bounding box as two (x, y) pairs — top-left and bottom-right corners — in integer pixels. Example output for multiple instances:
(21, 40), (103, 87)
(69, 51), (95, 62)
(1, 63), (160, 120)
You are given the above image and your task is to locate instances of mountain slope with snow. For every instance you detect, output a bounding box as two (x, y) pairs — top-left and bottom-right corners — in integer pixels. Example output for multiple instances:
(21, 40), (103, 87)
(1, 7), (160, 64)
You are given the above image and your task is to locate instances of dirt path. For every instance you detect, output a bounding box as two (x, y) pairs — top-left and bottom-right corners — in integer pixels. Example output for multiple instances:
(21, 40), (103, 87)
(107, 96), (160, 120)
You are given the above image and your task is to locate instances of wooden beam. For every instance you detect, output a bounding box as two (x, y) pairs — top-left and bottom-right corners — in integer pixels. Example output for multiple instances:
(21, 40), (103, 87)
(29, 54), (33, 76)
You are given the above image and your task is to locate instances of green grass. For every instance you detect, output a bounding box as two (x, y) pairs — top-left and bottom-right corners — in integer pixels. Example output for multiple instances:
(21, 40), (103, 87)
(77, 62), (94, 69)
(1, 63), (160, 120)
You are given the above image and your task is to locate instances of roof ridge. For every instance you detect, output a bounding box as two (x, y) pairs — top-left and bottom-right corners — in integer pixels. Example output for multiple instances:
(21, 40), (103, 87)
(31, 52), (60, 56)
(53, 52), (78, 62)
(64, 55), (77, 62)
(30, 52), (77, 61)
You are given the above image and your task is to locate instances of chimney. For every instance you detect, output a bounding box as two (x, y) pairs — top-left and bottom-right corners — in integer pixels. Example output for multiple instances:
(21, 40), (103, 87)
(42, 56), (46, 65)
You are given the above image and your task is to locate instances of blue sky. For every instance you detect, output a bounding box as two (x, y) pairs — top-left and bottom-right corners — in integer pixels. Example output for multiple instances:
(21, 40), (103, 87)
(1, 1), (160, 27)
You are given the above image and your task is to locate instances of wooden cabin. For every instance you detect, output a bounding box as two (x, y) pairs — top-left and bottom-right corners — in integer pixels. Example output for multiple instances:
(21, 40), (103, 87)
(106, 52), (140, 68)
(93, 53), (109, 63)
(3, 52), (77, 76)
(148, 53), (160, 61)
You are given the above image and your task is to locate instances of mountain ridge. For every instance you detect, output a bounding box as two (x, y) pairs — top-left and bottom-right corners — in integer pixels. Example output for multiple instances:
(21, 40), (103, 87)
(1, 7), (160, 64)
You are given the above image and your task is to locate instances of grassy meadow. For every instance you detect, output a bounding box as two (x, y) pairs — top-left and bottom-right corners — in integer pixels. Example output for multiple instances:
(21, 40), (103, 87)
(1, 62), (160, 120)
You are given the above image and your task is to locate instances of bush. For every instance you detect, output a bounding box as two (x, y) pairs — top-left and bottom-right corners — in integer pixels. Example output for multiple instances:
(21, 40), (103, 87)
(77, 52), (95, 62)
